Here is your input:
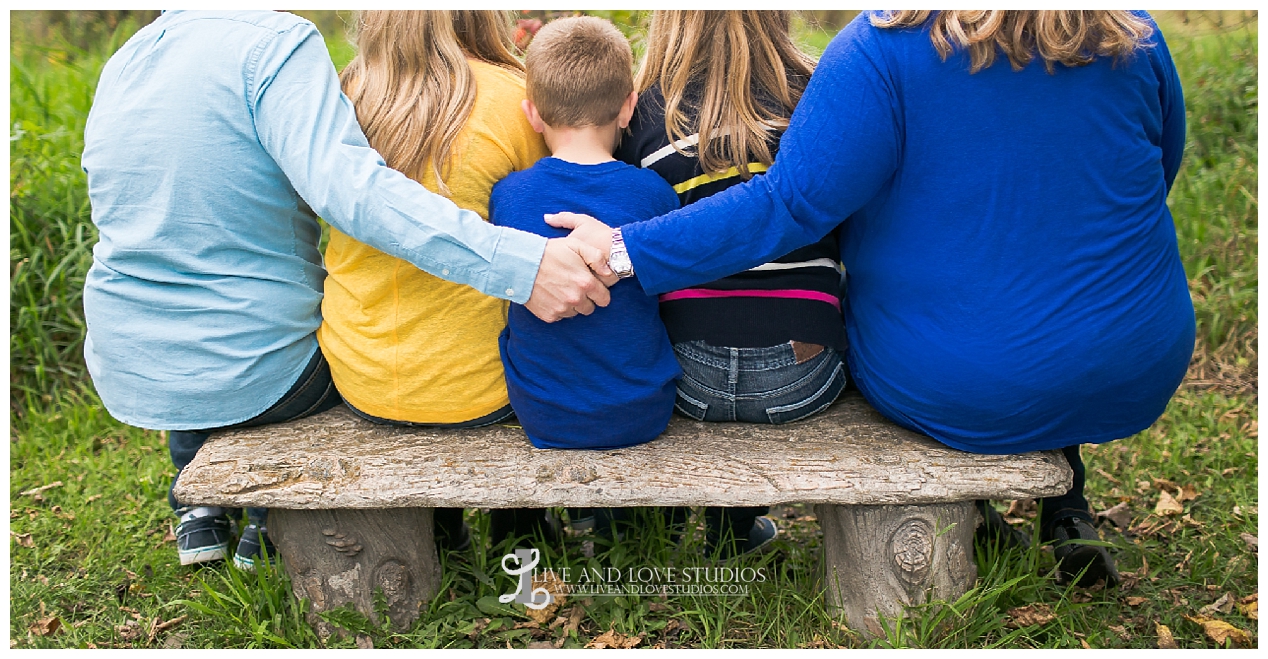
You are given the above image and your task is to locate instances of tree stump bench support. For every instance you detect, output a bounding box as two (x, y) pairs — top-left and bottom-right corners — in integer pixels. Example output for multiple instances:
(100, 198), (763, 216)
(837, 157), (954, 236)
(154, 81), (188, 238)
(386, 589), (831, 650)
(174, 392), (1070, 638)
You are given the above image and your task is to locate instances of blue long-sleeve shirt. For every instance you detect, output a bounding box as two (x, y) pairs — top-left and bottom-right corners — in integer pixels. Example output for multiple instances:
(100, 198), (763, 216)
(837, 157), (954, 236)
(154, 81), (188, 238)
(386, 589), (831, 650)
(81, 11), (547, 429)
(622, 12), (1194, 454)
(492, 158), (682, 450)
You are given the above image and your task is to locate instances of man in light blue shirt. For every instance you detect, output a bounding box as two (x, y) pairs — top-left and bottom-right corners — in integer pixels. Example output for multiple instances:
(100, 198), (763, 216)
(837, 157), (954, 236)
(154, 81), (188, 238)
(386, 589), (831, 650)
(81, 10), (613, 568)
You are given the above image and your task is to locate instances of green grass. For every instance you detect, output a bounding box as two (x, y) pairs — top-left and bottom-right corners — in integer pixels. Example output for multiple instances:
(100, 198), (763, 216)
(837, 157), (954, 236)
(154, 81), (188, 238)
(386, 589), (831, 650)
(10, 386), (1256, 648)
(9, 10), (1258, 649)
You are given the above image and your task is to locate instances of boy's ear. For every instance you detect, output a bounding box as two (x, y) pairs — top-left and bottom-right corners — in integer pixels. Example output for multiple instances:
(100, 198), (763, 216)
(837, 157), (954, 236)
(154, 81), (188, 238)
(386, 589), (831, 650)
(521, 99), (546, 134)
(616, 90), (638, 130)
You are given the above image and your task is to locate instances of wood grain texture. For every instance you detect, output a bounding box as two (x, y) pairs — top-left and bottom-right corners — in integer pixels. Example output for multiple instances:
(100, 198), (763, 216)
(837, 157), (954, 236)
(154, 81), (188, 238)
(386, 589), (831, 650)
(817, 502), (977, 637)
(269, 508), (440, 635)
(173, 391), (1072, 509)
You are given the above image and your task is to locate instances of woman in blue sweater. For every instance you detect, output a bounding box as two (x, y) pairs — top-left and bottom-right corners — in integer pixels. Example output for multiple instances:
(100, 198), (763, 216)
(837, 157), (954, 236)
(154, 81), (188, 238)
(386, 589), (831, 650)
(559, 10), (1193, 586)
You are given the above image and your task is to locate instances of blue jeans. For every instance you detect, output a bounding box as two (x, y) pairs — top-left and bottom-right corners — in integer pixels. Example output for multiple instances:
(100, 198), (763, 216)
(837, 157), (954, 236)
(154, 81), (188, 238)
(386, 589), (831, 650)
(167, 346), (343, 522)
(669, 340), (849, 541)
(672, 340), (848, 424)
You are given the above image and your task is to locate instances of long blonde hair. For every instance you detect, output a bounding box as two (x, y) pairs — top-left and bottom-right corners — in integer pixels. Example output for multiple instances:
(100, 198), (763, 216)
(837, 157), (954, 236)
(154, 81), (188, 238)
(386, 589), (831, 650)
(872, 10), (1153, 74)
(340, 11), (522, 194)
(635, 11), (817, 178)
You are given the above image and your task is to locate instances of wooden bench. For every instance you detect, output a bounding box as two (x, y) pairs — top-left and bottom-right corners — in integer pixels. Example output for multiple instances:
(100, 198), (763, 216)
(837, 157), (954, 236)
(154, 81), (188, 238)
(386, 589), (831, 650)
(173, 391), (1070, 638)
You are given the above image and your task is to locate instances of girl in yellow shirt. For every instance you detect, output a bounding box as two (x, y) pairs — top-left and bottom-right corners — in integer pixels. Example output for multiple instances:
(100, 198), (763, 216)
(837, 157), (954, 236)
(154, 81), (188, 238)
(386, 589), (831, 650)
(319, 11), (551, 547)
(321, 11), (548, 427)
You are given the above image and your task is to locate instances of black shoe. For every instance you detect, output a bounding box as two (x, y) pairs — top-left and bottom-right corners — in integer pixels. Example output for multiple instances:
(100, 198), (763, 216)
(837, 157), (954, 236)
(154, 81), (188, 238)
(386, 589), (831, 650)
(176, 506), (233, 566)
(1044, 516), (1120, 587)
(233, 521), (278, 572)
(568, 507), (628, 542)
(708, 516), (779, 560)
(975, 500), (1032, 551)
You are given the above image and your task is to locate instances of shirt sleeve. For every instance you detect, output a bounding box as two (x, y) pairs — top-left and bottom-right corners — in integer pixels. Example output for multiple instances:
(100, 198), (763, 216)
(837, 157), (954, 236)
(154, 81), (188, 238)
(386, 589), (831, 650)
(621, 17), (900, 295)
(249, 24), (545, 303)
(1149, 22), (1186, 193)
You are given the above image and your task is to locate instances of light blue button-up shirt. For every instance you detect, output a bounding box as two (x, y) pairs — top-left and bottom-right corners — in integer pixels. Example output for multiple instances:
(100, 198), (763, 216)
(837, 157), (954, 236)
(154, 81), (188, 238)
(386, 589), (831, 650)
(81, 11), (547, 430)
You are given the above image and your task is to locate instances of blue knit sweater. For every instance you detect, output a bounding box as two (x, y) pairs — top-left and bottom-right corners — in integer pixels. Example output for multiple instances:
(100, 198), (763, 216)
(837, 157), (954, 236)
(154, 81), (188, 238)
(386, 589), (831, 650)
(622, 12), (1194, 453)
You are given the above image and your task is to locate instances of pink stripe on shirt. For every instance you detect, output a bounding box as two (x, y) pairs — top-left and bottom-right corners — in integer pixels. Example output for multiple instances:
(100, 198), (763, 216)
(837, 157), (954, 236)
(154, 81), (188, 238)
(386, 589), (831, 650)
(659, 288), (841, 309)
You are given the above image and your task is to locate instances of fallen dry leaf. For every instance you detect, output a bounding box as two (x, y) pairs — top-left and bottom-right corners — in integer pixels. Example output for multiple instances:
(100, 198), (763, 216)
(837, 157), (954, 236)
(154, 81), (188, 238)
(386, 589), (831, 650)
(151, 615), (186, 636)
(1125, 596), (1148, 606)
(20, 481), (64, 497)
(162, 524), (176, 544)
(1080, 638), (1092, 649)
(85, 494), (103, 504)
(1108, 624), (1131, 641)
(562, 605), (585, 637)
(1236, 600), (1257, 621)
(1155, 490), (1184, 516)
(11, 532), (34, 548)
(115, 619), (140, 641)
(1185, 615), (1251, 648)
(1156, 622), (1178, 649)
(1004, 498), (1036, 519)
(30, 616), (61, 636)
(525, 570), (567, 625)
(1006, 604), (1055, 628)
(1097, 501), (1133, 529)
(1180, 513), (1204, 528)
(1094, 467), (1121, 485)
(1174, 551), (1193, 574)
(1198, 593), (1234, 616)
(586, 628), (642, 649)
(1177, 484), (1199, 502)
(1239, 533), (1257, 553)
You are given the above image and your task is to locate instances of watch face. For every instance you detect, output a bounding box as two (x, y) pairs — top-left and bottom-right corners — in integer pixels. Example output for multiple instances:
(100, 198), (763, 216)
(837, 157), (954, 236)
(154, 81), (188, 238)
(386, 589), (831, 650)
(610, 249), (633, 276)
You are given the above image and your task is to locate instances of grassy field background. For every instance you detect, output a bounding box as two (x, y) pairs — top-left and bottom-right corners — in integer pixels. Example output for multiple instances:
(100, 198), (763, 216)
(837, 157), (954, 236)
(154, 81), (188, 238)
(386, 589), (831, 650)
(9, 10), (1258, 649)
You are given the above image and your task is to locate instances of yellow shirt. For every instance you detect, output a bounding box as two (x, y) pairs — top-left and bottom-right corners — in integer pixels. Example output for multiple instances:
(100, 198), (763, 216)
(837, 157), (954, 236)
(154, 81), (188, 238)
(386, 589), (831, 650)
(319, 61), (550, 423)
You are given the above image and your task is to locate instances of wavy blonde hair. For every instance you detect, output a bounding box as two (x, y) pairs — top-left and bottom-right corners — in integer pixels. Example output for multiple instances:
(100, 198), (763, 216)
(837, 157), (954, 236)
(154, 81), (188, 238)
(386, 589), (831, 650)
(872, 10), (1153, 74)
(340, 11), (522, 194)
(635, 10), (817, 178)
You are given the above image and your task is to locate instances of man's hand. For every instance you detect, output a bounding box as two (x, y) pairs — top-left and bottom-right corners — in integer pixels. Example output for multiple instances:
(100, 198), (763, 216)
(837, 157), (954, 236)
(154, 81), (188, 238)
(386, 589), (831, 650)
(546, 212), (614, 266)
(524, 237), (613, 323)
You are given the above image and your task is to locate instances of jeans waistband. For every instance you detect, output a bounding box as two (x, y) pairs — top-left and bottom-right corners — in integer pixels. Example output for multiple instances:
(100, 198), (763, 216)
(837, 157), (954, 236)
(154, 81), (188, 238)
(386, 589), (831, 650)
(673, 340), (823, 371)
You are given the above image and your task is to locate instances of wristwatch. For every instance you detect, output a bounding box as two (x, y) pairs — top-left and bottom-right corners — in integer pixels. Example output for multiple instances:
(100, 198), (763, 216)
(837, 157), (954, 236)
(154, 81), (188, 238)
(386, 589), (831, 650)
(608, 228), (635, 279)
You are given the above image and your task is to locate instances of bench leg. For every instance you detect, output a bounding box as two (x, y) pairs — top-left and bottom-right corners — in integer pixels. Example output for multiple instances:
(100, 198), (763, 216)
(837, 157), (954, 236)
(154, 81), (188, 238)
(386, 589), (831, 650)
(816, 501), (976, 638)
(269, 508), (441, 637)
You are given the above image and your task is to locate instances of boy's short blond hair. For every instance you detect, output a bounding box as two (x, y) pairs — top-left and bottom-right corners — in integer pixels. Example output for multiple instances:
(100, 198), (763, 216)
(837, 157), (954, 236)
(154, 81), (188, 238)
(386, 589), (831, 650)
(525, 16), (633, 128)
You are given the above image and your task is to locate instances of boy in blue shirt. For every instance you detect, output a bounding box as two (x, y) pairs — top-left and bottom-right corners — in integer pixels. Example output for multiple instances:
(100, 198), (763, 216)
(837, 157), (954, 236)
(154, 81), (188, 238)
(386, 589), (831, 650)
(490, 16), (681, 453)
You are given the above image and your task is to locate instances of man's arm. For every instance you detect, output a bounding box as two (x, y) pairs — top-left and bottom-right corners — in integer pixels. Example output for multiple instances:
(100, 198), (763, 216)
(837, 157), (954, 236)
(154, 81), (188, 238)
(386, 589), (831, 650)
(250, 22), (608, 320)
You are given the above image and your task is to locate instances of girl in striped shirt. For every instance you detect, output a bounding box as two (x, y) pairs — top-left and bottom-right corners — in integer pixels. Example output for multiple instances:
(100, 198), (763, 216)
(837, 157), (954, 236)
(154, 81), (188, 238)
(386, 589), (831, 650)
(613, 10), (847, 558)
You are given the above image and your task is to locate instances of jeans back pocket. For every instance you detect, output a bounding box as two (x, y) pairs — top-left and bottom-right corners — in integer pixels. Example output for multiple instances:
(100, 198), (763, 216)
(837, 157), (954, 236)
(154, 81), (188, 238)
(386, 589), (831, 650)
(673, 387), (710, 421)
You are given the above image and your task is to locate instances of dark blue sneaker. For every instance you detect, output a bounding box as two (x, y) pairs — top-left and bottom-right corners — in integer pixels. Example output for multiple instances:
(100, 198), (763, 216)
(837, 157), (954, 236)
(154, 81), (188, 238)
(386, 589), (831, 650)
(1044, 516), (1120, 587)
(233, 522), (278, 572)
(176, 506), (233, 566)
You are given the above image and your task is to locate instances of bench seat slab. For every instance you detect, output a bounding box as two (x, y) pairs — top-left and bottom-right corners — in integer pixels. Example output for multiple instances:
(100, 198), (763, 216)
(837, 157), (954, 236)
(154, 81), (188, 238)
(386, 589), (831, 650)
(174, 392), (1071, 509)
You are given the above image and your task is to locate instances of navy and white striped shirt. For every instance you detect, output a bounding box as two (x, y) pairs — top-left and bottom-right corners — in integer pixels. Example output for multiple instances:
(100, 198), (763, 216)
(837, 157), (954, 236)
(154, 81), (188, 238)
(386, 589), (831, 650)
(616, 84), (847, 350)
